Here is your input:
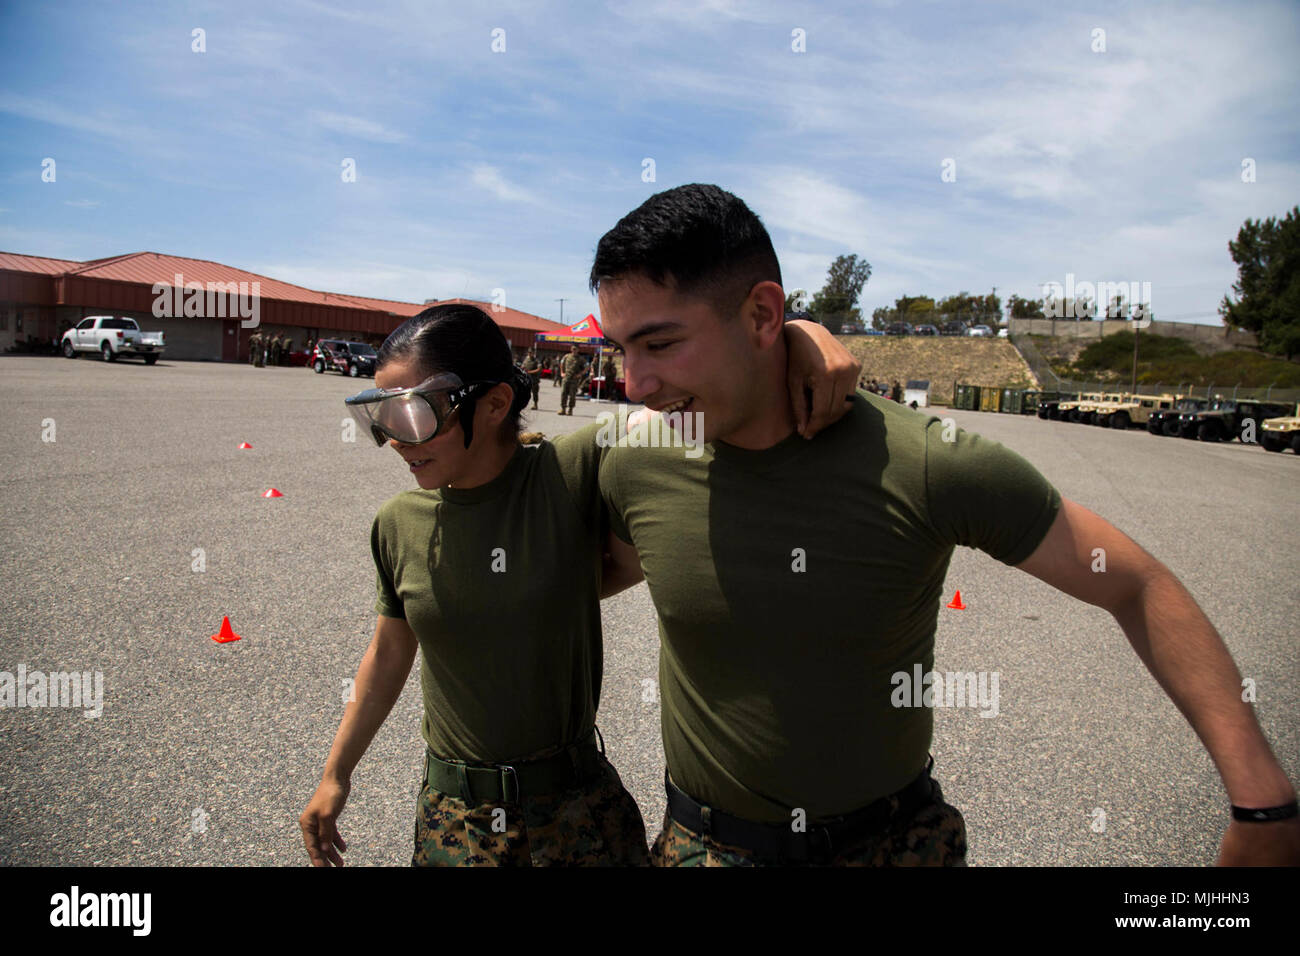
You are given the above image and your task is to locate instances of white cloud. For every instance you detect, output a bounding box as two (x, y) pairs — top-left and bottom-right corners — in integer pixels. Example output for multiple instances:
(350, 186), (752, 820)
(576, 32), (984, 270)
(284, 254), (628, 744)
(469, 164), (538, 204)
(309, 110), (408, 144)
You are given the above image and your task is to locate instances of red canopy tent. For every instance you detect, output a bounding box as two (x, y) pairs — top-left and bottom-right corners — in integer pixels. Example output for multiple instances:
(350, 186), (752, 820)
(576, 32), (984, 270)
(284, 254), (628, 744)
(534, 313), (605, 346)
(534, 314), (620, 401)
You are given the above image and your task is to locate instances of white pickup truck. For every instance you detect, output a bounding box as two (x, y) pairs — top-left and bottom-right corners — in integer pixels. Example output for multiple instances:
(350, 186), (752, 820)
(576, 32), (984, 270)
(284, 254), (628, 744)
(62, 316), (166, 364)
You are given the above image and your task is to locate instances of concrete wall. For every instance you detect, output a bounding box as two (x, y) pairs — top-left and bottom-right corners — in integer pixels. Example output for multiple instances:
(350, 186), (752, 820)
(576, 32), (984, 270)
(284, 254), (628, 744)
(1008, 317), (1258, 351)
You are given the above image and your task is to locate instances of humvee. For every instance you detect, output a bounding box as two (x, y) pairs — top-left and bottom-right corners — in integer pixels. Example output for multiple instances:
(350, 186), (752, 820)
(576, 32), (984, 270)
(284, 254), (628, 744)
(1076, 392), (1130, 425)
(1180, 398), (1293, 442)
(1096, 393), (1180, 430)
(1037, 391), (1076, 419)
(1148, 396), (1207, 436)
(1056, 392), (1104, 422)
(1260, 405), (1300, 454)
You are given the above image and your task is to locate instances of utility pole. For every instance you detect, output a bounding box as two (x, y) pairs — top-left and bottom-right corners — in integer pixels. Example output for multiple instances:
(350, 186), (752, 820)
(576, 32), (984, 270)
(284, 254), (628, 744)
(1131, 320), (1140, 395)
(555, 299), (568, 324)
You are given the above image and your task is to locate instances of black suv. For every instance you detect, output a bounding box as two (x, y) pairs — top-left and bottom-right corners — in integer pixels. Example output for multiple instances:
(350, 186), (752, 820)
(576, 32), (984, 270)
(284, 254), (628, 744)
(885, 322), (912, 336)
(313, 340), (377, 377)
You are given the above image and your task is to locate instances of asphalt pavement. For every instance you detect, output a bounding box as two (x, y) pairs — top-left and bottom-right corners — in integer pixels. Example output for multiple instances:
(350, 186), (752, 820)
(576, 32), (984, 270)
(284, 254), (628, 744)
(0, 355), (1295, 866)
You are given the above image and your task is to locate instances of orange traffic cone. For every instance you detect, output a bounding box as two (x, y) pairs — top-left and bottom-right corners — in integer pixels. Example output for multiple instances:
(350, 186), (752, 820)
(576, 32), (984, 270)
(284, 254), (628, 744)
(238, 442), (252, 449)
(211, 616), (242, 643)
(262, 488), (282, 497)
(946, 590), (966, 610)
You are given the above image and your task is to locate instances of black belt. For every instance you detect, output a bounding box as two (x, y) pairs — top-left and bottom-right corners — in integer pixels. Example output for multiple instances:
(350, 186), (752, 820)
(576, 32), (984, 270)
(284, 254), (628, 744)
(425, 728), (605, 804)
(665, 755), (936, 864)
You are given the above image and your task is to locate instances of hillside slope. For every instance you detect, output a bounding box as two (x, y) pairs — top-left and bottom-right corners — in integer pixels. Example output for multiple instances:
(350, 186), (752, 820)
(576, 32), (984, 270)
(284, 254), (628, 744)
(839, 337), (1037, 405)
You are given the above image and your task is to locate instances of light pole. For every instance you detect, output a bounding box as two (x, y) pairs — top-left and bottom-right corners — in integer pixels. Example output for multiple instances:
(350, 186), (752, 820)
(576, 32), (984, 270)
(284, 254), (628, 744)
(1130, 320), (1140, 395)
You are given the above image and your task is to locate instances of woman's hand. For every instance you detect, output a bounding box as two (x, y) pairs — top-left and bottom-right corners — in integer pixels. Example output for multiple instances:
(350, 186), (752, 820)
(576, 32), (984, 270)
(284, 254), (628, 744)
(783, 320), (862, 438)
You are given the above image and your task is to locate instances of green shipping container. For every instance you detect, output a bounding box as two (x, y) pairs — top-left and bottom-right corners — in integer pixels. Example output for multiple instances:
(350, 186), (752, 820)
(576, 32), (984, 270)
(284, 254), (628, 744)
(1002, 389), (1022, 414)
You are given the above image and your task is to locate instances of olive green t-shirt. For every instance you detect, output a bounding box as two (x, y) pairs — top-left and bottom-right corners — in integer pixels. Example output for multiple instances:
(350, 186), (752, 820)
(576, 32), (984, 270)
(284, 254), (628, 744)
(600, 392), (1062, 823)
(370, 425), (606, 763)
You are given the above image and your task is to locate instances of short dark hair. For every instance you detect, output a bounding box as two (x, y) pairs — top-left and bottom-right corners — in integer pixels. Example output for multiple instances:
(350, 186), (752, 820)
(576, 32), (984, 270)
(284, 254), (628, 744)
(376, 303), (530, 447)
(588, 183), (782, 318)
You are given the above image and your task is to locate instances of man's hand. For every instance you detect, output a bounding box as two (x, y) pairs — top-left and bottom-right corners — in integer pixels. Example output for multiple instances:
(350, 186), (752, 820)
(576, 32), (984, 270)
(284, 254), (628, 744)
(1218, 816), (1300, 866)
(1017, 497), (1300, 865)
(782, 320), (861, 438)
(300, 775), (350, 866)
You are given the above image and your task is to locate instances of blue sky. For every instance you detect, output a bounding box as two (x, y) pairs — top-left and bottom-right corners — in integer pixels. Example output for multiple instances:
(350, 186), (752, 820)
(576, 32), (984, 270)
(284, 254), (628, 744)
(1, 0), (1297, 325)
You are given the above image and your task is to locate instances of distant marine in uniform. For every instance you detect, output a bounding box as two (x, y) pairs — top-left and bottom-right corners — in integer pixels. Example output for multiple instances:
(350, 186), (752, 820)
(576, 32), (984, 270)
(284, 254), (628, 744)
(559, 345), (584, 415)
(249, 331), (261, 365)
(522, 349), (542, 410)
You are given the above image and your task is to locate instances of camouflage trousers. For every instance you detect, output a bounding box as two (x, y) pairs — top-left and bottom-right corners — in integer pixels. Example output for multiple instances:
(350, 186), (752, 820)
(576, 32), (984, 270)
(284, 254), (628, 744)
(560, 376), (581, 410)
(412, 752), (650, 866)
(651, 777), (968, 867)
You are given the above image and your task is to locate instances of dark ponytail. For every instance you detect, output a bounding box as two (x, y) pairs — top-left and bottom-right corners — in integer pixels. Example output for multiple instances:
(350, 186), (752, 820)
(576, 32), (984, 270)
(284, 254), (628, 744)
(377, 304), (530, 447)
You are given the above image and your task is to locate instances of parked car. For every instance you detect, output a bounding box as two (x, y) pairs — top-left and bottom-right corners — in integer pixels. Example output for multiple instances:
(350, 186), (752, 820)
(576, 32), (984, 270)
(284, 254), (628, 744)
(941, 321), (967, 336)
(312, 339), (377, 377)
(913, 324), (938, 336)
(61, 316), (165, 364)
(967, 325), (993, 337)
(885, 322), (912, 336)
(863, 327), (885, 336)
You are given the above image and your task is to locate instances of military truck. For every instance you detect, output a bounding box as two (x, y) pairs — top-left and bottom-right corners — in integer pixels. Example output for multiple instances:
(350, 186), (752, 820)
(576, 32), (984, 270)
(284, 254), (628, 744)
(1178, 398), (1293, 443)
(1095, 393), (1179, 430)
(1148, 396), (1207, 436)
(1057, 392), (1105, 423)
(1037, 391), (1075, 419)
(1050, 392), (1102, 421)
(1260, 406), (1300, 454)
(1076, 392), (1129, 425)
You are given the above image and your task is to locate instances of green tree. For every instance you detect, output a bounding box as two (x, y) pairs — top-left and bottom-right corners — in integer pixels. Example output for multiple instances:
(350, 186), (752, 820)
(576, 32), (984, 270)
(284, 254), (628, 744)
(894, 294), (931, 314)
(810, 254), (872, 333)
(936, 291), (982, 322)
(1220, 205), (1300, 360)
(1007, 294), (1045, 319)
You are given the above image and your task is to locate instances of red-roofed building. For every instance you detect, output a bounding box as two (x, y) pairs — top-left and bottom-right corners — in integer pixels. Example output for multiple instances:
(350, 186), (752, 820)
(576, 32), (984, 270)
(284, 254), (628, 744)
(0, 251), (571, 362)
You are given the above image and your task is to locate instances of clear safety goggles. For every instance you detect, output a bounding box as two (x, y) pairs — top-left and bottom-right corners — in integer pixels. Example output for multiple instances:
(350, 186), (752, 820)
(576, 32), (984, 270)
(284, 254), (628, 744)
(344, 372), (495, 446)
